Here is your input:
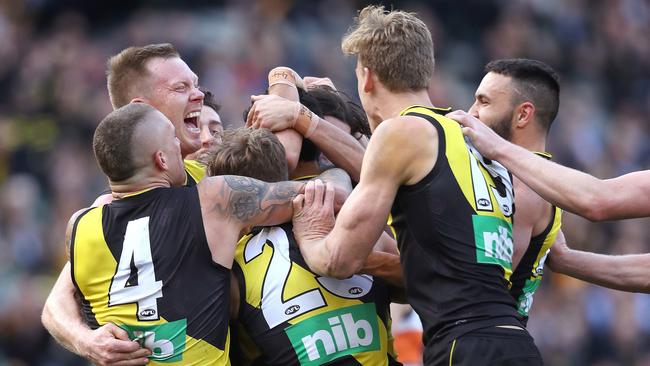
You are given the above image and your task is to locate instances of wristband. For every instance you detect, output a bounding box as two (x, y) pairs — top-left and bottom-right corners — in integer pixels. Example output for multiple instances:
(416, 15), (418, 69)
(268, 79), (297, 89)
(295, 105), (320, 138)
(268, 67), (297, 87)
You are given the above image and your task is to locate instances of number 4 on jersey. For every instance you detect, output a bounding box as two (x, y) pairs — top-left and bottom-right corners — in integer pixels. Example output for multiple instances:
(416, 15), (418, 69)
(108, 217), (163, 321)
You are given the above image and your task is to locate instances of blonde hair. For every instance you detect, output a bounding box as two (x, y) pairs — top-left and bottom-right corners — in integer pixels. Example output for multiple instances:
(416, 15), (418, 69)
(106, 43), (179, 109)
(342, 5), (434, 92)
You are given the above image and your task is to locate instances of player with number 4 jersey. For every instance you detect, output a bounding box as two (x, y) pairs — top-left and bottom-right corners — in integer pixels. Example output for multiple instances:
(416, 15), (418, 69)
(71, 188), (231, 365)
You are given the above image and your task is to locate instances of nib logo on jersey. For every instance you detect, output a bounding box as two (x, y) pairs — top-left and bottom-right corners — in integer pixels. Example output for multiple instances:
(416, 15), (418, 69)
(120, 319), (187, 363)
(285, 303), (380, 366)
(472, 215), (514, 271)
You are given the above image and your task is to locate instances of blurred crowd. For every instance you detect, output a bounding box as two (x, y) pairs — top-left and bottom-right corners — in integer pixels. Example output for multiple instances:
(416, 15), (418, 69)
(0, 0), (649, 365)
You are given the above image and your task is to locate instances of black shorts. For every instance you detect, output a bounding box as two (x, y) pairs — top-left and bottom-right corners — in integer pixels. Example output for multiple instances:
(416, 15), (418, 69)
(427, 327), (543, 366)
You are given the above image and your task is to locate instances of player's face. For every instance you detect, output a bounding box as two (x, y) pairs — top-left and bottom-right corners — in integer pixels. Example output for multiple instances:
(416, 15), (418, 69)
(144, 57), (204, 158)
(186, 105), (223, 161)
(469, 72), (517, 141)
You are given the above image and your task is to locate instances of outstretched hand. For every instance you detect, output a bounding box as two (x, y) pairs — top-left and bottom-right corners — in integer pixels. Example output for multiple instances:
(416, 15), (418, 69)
(292, 180), (336, 243)
(246, 94), (300, 131)
(446, 110), (508, 160)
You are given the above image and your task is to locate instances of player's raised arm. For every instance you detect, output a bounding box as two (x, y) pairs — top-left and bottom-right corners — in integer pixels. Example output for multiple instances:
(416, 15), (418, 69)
(247, 88), (365, 182)
(449, 110), (650, 221)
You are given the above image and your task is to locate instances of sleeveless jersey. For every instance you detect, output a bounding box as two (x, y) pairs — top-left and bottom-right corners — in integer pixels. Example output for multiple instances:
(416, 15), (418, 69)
(233, 223), (401, 366)
(390, 106), (522, 354)
(509, 152), (562, 323)
(71, 187), (231, 365)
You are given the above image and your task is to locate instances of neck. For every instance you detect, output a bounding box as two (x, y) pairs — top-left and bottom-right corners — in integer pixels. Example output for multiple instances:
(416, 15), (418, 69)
(510, 129), (547, 153)
(370, 88), (433, 124)
(110, 173), (171, 200)
(290, 160), (320, 180)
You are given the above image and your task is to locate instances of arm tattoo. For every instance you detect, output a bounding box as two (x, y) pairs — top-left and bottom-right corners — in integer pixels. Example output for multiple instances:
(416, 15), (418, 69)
(222, 176), (303, 222)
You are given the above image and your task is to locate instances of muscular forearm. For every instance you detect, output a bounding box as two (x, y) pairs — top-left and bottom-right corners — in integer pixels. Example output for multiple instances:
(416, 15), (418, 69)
(495, 143), (608, 221)
(552, 249), (650, 293)
(42, 262), (91, 355)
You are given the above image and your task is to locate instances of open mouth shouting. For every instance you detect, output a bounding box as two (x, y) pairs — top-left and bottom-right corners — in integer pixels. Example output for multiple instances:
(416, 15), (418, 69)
(184, 110), (201, 135)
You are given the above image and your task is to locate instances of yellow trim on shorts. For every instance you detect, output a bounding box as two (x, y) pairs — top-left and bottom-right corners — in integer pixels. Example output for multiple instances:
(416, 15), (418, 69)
(449, 339), (457, 366)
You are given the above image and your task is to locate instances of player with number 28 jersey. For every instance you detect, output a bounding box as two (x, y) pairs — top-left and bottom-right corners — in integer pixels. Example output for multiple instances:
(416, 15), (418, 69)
(234, 223), (400, 366)
(70, 186), (230, 365)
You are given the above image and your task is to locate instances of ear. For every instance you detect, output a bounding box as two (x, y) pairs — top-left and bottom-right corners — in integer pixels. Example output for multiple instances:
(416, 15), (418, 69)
(153, 150), (168, 171)
(515, 101), (535, 129)
(362, 67), (374, 93)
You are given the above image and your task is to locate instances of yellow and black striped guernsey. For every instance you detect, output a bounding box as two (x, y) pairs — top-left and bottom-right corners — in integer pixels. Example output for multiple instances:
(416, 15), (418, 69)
(233, 223), (401, 366)
(390, 106), (523, 358)
(70, 186), (230, 365)
(509, 152), (562, 324)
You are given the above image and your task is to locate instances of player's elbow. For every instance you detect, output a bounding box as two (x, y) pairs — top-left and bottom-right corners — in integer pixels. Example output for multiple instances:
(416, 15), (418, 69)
(582, 197), (610, 222)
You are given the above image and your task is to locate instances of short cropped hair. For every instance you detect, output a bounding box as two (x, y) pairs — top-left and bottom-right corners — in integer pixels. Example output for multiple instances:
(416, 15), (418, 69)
(205, 128), (288, 183)
(202, 89), (222, 114)
(107, 43), (179, 109)
(342, 5), (434, 92)
(485, 59), (560, 132)
(93, 103), (155, 181)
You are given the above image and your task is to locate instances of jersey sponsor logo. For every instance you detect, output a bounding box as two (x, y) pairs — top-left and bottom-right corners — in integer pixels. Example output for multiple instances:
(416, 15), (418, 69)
(285, 303), (380, 366)
(121, 319), (187, 362)
(517, 278), (541, 316)
(472, 215), (514, 271)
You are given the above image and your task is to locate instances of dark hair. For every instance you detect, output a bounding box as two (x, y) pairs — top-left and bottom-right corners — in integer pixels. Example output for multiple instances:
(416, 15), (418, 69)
(107, 43), (180, 109)
(201, 89), (221, 114)
(205, 128), (288, 183)
(93, 103), (155, 181)
(309, 86), (371, 138)
(485, 59), (560, 132)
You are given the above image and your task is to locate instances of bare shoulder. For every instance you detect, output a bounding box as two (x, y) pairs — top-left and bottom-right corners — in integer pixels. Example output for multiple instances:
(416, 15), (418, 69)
(375, 115), (437, 139)
(364, 116), (439, 185)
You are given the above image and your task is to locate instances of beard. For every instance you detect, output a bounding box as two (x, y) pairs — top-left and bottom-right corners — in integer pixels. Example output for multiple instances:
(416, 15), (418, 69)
(490, 111), (514, 142)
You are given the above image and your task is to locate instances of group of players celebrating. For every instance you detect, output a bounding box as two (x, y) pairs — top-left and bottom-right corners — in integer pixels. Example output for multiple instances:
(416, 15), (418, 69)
(40, 5), (650, 366)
